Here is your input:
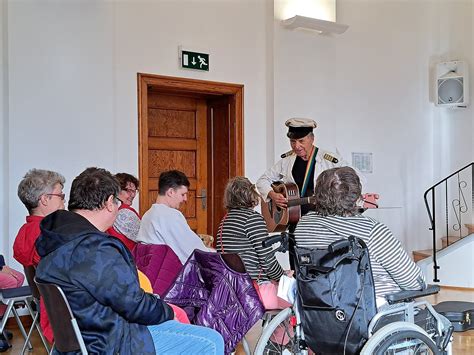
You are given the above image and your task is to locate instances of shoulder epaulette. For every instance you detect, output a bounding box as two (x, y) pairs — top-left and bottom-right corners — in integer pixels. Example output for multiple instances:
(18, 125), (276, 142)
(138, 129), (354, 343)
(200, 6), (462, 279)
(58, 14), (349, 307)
(280, 150), (295, 159)
(323, 153), (339, 164)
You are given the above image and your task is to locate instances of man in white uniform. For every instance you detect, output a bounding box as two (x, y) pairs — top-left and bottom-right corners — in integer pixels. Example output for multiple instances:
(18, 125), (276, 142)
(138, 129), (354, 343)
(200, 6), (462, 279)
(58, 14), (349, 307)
(136, 170), (209, 264)
(257, 118), (359, 268)
(257, 118), (352, 215)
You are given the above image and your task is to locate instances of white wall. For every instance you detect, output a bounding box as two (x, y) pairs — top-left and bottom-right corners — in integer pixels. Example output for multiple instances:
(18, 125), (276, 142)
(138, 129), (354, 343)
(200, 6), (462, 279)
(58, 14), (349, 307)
(1, 0), (9, 258)
(418, 233), (474, 288)
(3, 0), (272, 268)
(2, 0), (473, 268)
(273, 0), (473, 253)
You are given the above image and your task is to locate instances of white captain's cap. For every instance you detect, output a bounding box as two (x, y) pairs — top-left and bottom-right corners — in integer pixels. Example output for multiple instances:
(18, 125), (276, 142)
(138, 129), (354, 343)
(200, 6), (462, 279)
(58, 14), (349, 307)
(285, 118), (317, 139)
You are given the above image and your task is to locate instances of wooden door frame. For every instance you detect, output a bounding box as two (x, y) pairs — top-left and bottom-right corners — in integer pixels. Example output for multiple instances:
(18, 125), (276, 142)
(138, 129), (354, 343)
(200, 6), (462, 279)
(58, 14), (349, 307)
(137, 73), (244, 216)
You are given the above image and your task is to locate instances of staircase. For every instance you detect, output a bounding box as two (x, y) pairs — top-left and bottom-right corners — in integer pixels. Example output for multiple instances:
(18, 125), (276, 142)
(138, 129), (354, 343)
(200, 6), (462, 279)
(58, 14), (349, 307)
(412, 228), (467, 262)
(416, 163), (474, 282)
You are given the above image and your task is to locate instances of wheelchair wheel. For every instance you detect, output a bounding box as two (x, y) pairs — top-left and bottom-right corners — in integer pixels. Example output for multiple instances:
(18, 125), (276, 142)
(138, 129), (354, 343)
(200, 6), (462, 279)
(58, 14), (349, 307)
(254, 307), (304, 355)
(361, 321), (440, 355)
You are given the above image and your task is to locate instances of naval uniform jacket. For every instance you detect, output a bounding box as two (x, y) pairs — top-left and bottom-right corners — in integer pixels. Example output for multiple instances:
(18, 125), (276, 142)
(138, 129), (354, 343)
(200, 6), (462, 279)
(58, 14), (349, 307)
(256, 146), (349, 201)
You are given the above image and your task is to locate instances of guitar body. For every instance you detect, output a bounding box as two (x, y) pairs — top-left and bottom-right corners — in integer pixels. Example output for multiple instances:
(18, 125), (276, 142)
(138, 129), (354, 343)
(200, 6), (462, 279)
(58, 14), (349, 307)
(261, 182), (302, 232)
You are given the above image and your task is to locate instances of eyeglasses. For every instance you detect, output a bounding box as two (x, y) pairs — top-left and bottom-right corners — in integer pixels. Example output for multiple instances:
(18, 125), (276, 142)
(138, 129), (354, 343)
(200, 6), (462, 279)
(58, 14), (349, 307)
(113, 196), (122, 207)
(124, 188), (138, 195)
(45, 193), (66, 201)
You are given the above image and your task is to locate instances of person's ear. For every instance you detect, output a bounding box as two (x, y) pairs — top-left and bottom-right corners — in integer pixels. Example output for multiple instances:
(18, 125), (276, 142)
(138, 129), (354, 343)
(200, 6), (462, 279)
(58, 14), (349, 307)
(105, 195), (115, 212)
(39, 194), (49, 206)
(166, 188), (174, 197)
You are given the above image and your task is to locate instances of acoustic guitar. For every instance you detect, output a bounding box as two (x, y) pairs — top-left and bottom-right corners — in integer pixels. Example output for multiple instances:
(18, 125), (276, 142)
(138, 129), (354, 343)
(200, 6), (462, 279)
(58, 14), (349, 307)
(261, 182), (316, 232)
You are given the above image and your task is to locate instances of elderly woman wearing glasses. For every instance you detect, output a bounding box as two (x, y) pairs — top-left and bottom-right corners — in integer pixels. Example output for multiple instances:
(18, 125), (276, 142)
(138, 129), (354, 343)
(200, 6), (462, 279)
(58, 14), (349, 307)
(14, 169), (66, 268)
(13, 168), (66, 345)
(106, 173), (141, 251)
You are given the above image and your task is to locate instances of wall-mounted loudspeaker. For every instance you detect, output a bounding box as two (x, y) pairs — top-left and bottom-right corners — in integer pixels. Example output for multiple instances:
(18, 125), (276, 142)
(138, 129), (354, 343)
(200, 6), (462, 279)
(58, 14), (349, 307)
(435, 61), (469, 108)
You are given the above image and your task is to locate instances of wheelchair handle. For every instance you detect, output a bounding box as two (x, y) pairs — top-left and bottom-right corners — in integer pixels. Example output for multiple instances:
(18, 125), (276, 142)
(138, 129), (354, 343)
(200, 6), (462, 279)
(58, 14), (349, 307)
(328, 239), (351, 253)
(262, 233), (290, 254)
(262, 234), (284, 248)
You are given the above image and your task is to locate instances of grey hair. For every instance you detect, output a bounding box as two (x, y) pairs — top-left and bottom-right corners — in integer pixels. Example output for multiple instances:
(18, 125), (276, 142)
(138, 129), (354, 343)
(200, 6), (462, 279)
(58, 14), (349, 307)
(314, 167), (361, 216)
(224, 176), (260, 210)
(17, 169), (65, 213)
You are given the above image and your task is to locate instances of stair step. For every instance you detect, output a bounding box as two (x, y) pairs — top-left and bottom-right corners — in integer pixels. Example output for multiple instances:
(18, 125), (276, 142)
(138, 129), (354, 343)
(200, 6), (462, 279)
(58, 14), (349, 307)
(465, 223), (474, 234)
(441, 236), (462, 248)
(413, 249), (435, 262)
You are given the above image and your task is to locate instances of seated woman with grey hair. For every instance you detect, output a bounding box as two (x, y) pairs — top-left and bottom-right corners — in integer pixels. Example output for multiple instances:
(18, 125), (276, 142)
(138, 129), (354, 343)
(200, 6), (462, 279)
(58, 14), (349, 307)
(14, 169), (66, 267)
(216, 176), (288, 309)
(294, 166), (425, 308)
(13, 168), (66, 344)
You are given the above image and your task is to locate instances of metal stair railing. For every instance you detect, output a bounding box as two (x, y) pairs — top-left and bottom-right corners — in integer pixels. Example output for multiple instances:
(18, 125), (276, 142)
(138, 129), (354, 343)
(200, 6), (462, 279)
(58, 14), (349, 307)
(423, 162), (473, 282)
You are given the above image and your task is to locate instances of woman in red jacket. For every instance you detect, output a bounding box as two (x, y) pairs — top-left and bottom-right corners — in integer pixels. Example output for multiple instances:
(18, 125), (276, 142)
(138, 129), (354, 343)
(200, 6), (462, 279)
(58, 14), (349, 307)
(13, 168), (66, 344)
(107, 173), (141, 251)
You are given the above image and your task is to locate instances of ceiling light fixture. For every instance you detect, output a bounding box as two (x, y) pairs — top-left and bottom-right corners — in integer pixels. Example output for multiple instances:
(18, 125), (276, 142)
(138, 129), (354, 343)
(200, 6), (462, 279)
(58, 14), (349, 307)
(282, 15), (348, 35)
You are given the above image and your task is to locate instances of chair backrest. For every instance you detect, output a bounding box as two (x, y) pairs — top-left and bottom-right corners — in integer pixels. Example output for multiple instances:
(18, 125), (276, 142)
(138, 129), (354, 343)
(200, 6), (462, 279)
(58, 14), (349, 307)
(34, 278), (88, 354)
(221, 253), (247, 273)
(23, 265), (41, 300)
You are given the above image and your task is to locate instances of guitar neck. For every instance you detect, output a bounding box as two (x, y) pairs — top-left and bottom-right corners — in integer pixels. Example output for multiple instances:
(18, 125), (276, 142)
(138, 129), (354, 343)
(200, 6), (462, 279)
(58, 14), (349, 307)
(287, 196), (314, 207)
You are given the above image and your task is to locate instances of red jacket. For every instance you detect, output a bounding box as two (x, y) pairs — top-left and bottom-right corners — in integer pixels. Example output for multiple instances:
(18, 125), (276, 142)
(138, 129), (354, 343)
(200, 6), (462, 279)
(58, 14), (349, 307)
(13, 215), (53, 343)
(13, 215), (43, 266)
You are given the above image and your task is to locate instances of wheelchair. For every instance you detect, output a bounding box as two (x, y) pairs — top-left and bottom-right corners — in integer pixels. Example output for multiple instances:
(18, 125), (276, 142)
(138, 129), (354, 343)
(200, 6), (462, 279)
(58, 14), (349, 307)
(253, 233), (453, 355)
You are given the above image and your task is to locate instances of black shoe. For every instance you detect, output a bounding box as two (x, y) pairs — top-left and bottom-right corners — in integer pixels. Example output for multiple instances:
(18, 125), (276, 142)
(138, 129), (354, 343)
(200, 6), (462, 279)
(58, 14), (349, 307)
(0, 337), (11, 352)
(2, 330), (12, 340)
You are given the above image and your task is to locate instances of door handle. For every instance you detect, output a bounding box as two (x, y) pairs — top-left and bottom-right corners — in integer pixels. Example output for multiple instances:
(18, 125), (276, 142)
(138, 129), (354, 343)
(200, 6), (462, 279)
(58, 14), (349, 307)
(196, 189), (207, 209)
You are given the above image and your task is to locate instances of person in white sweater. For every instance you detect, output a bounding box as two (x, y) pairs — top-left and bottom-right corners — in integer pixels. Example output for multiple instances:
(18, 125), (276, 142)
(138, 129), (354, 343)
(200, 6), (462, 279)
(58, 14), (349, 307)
(136, 170), (210, 264)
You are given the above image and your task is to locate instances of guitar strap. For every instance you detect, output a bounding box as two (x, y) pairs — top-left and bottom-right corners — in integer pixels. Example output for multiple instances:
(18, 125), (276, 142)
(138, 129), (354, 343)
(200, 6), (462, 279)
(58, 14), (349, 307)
(300, 146), (318, 197)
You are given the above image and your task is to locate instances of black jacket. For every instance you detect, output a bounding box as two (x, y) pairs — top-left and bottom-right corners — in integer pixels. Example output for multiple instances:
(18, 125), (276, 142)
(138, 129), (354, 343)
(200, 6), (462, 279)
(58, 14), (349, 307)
(36, 210), (173, 354)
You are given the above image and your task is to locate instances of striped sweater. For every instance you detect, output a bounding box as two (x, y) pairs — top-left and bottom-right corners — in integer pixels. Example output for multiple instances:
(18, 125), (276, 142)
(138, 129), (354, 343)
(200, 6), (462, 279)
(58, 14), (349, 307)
(294, 213), (425, 298)
(216, 208), (284, 282)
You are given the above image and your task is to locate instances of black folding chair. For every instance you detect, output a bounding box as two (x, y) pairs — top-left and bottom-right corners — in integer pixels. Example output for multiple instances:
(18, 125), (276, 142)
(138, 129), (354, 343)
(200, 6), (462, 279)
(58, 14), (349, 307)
(34, 278), (88, 354)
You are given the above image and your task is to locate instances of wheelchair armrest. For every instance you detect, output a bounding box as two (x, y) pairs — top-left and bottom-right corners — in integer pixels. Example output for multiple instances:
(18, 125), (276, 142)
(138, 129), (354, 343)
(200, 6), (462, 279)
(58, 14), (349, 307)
(385, 284), (440, 304)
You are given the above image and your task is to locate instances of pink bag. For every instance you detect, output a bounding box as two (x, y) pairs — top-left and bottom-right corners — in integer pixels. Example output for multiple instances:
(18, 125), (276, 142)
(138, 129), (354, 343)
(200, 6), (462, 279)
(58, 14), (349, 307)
(253, 280), (284, 310)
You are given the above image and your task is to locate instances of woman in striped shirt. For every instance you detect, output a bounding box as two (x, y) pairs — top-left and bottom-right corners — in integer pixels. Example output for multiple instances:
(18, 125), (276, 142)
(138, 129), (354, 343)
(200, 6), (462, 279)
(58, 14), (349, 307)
(294, 167), (425, 308)
(216, 177), (287, 309)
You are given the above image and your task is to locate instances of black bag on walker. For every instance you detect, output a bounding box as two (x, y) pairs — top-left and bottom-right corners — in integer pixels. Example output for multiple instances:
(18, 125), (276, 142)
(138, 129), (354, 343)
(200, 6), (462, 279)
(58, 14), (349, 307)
(295, 236), (377, 354)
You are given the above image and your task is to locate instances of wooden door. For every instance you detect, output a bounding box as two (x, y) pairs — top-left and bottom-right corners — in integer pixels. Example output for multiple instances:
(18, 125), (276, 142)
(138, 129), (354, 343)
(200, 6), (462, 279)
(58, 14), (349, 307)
(141, 93), (208, 233)
(138, 74), (244, 237)
(207, 97), (230, 236)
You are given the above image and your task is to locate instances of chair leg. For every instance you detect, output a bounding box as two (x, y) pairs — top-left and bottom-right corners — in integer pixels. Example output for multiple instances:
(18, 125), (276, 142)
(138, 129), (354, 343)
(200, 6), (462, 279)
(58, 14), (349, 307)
(30, 299), (50, 353)
(0, 301), (14, 332)
(20, 312), (37, 355)
(12, 307), (33, 351)
(35, 317), (50, 352)
(21, 299), (50, 354)
(242, 337), (251, 355)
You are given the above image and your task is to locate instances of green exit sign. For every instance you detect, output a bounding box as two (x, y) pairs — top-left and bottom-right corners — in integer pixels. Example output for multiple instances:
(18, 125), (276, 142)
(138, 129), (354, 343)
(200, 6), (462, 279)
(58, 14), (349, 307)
(181, 50), (209, 71)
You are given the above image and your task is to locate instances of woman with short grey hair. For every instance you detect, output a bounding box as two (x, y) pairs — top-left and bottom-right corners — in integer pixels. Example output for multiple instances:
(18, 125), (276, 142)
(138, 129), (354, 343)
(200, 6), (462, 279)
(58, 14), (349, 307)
(17, 169), (66, 214)
(13, 168), (66, 343)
